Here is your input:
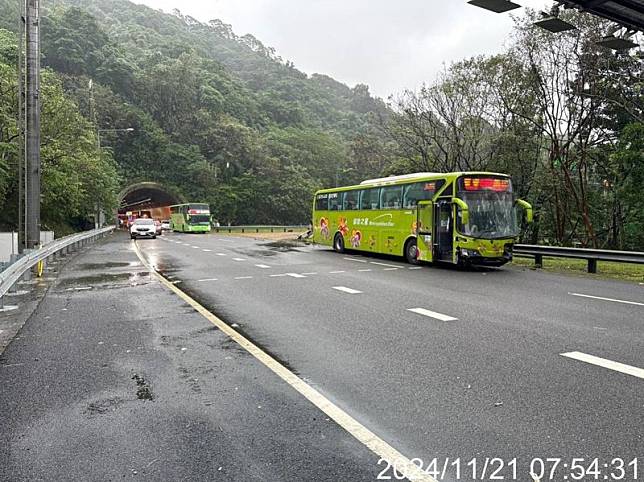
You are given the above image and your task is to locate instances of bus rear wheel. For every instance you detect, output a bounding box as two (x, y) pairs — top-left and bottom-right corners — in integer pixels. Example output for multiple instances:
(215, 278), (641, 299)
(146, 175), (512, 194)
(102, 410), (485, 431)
(333, 233), (345, 253)
(405, 238), (419, 264)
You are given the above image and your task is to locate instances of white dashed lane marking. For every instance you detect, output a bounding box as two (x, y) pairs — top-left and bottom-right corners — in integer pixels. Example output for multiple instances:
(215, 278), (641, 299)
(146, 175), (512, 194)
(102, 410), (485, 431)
(329, 270), (345, 274)
(197, 278), (218, 282)
(301, 272), (317, 275)
(269, 274), (287, 278)
(286, 273), (306, 278)
(408, 267), (422, 270)
(370, 261), (402, 268)
(358, 269), (372, 272)
(333, 286), (362, 294)
(234, 276), (253, 280)
(343, 257), (367, 263)
(407, 308), (458, 322)
(255, 264), (271, 269)
(216, 253), (226, 256)
(203, 249), (212, 252)
(383, 268), (399, 271)
(568, 292), (644, 307)
(232, 258), (246, 262)
(561, 352), (644, 380)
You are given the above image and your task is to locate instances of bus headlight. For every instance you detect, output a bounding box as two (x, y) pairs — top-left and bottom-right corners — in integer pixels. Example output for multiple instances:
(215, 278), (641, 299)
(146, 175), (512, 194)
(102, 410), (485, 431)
(460, 248), (479, 257)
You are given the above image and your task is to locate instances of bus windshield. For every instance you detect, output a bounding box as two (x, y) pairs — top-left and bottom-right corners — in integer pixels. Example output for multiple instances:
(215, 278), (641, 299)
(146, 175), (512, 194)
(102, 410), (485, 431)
(457, 177), (518, 239)
(188, 214), (210, 225)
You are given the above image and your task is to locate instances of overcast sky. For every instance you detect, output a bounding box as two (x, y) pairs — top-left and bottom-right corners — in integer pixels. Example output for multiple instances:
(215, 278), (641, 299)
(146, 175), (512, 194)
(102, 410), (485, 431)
(132, 0), (553, 99)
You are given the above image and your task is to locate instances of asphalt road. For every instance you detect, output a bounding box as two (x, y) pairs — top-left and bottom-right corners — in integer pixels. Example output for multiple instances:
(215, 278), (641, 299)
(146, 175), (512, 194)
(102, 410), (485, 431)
(0, 233), (382, 481)
(136, 231), (644, 481)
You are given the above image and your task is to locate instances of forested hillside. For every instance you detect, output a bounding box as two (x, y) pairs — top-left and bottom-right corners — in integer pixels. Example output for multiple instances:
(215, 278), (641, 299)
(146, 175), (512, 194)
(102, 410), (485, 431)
(0, 1), (641, 248)
(0, 0), (395, 229)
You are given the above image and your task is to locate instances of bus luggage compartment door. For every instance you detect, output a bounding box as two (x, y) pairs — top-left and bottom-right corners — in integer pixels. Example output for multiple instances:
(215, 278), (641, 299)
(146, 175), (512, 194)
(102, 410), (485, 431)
(416, 201), (433, 262)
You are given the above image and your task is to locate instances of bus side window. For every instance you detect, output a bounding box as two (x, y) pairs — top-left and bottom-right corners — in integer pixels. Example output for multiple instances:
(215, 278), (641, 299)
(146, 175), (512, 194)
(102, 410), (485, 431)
(381, 186), (403, 209)
(328, 193), (340, 211)
(359, 188), (380, 210)
(343, 190), (359, 210)
(315, 194), (328, 210)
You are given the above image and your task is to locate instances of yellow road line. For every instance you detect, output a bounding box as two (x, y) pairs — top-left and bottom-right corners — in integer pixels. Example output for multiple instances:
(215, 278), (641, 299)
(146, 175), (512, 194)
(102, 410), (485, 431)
(134, 242), (436, 482)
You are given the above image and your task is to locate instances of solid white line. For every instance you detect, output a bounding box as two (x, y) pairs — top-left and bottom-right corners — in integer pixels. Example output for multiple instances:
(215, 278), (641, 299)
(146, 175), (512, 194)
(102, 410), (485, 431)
(202, 249), (212, 252)
(234, 276), (253, 280)
(370, 261), (402, 268)
(329, 270), (345, 274)
(343, 257), (367, 263)
(407, 308), (458, 322)
(333, 286), (362, 294)
(561, 352), (644, 380)
(286, 273), (306, 278)
(255, 264), (271, 269)
(232, 258), (246, 261)
(383, 268), (399, 271)
(133, 243), (436, 482)
(358, 269), (372, 272)
(197, 278), (218, 282)
(569, 292), (644, 307)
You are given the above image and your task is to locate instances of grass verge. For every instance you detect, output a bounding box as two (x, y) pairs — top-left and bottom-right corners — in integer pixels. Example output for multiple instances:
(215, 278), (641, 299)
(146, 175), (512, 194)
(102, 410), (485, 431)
(511, 256), (644, 283)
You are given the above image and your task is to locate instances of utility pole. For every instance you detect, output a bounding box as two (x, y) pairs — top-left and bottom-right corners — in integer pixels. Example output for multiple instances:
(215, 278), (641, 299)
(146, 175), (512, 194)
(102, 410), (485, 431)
(17, 0), (25, 253)
(25, 0), (40, 249)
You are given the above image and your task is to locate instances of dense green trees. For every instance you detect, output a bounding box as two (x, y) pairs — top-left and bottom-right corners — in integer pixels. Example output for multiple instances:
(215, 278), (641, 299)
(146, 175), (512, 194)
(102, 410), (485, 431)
(0, 0), (640, 249)
(384, 11), (642, 249)
(0, 28), (118, 234)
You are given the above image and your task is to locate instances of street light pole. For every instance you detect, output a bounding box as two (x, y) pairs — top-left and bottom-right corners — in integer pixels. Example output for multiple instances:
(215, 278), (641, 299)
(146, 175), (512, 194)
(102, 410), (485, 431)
(25, 0), (40, 249)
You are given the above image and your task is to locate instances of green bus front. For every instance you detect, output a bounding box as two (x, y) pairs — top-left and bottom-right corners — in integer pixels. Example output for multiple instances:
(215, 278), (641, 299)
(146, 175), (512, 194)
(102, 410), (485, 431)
(170, 203), (212, 233)
(312, 172), (532, 267)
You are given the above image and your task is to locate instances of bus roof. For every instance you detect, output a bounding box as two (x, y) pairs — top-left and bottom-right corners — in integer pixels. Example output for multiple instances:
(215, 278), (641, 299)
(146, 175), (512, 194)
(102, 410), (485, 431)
(315, 171), (510, 194)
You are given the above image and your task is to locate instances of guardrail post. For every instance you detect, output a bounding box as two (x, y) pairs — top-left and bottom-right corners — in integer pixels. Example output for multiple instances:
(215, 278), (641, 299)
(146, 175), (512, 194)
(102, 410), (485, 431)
(588, 259), (598, 274)
(534, 254), (543, 268)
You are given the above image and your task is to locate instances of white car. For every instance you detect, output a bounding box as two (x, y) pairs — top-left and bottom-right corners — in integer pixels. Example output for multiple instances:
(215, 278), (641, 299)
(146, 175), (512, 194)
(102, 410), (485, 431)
(161, 220), (171, 231)
(130, 218), (157, 239)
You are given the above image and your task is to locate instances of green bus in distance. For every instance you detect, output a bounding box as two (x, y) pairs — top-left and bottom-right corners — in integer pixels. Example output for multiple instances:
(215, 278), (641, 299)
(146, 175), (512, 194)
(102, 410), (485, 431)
(312, 172), (532, 266)
(170, 203), (212, 233)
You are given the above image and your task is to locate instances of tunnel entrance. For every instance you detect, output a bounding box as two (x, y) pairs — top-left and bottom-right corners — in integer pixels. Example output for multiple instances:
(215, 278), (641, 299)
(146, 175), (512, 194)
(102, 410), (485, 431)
(118, 182), (183, 221)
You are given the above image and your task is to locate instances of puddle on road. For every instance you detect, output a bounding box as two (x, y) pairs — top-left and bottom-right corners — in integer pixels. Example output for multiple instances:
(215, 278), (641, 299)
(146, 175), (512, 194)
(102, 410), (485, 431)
(77, 261), (140, 270)
(57, 272), (150, 289)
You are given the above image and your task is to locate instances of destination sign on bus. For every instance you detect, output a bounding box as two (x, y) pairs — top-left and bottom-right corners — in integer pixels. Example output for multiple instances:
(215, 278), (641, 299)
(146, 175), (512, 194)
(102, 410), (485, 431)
(462, 177), (511, 192)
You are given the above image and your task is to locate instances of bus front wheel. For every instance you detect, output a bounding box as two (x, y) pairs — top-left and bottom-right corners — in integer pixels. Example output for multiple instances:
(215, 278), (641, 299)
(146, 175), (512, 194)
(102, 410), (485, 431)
(405, 238), (419, 265)
(333, 233), (345, 253)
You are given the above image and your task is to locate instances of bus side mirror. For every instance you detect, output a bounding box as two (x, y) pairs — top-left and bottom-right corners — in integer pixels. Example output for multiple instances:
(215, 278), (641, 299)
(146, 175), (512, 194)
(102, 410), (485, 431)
(452, 197), (469, 225)
(516, 199), (533, 223)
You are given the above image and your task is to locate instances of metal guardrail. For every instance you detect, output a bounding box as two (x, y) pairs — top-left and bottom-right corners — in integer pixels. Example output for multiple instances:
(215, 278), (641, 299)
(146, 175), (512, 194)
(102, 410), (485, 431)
(0, 226), (114, 308)
(212, 225), (308, 234)
(513, 244), (644, 273)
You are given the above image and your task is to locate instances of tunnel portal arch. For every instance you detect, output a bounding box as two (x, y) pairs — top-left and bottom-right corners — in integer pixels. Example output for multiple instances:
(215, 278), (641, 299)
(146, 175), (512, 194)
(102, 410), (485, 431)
(118, 182), (184, 215)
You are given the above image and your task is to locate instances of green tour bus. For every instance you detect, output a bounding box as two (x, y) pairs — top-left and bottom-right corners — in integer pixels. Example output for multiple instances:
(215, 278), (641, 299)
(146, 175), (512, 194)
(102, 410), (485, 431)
(312, 172), (532, 266)
(170, 203), (212, 233)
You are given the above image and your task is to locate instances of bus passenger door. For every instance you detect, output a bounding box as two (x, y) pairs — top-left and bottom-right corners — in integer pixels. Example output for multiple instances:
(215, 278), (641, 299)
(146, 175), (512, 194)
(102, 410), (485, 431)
(434, 200), (454, 263)
(416, 201), (433, 262)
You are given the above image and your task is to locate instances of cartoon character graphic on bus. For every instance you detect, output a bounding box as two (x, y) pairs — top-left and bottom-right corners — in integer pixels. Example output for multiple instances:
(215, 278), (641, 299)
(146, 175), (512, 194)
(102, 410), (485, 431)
(368, 235), (377, 249)
(350, 229), (362, 248)
(338, 217), (349, 237)
(320, 217), (330, 239)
